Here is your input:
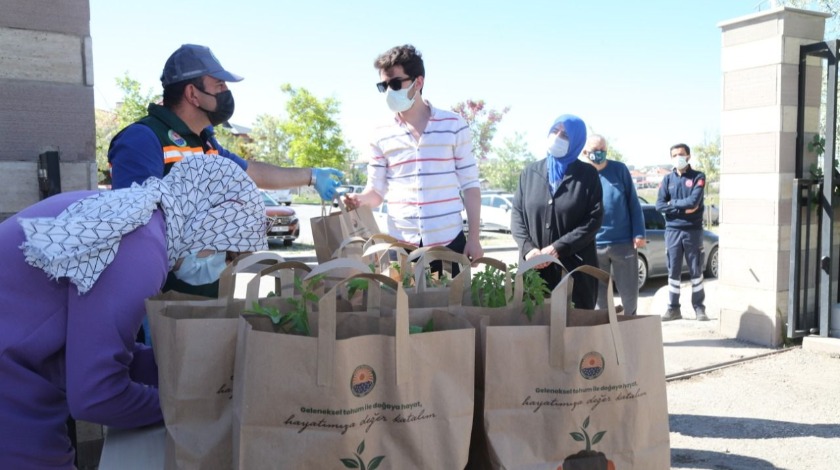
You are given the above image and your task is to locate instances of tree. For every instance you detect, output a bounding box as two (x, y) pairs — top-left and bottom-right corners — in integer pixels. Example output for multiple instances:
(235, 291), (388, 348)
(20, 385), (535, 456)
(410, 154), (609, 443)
(213, 125), (254, 160)
(607, 144), (626, 163)
(692, 136), (720, 184)
(94, 74), (161, 184)
(245, 114), (289, 166)
(279, 83), (351, 169)
(94, 109), (118, 184)
(114, 74), (160, 129)
(451, 100), (510, 160)
(480, 133), (535, 192)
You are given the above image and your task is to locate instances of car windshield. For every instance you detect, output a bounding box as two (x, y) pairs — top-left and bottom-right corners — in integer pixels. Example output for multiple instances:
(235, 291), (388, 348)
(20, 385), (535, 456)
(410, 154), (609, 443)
(261, 192), (279, 206)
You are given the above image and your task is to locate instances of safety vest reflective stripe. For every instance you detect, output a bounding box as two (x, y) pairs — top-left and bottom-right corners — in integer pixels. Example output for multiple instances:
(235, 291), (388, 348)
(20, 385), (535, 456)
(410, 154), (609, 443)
(162, 146), (221, 164)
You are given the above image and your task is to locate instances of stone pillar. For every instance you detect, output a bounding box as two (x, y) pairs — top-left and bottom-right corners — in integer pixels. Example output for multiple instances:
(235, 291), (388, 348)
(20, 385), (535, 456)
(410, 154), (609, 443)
(718, 7), (830, 346)
(0, 0), (97, 220)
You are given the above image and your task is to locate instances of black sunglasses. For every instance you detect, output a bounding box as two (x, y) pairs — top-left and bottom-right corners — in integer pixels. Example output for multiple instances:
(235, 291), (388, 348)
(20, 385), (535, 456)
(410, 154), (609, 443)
(376, 77), (413, 93)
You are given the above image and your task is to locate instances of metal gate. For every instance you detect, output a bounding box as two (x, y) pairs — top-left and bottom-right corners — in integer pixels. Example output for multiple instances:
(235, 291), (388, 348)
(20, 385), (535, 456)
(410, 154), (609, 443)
(789, 40), (840, 339)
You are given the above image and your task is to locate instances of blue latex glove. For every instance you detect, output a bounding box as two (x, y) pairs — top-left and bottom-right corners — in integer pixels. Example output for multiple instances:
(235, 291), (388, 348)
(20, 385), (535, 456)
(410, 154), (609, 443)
(312, 168), (344, 201)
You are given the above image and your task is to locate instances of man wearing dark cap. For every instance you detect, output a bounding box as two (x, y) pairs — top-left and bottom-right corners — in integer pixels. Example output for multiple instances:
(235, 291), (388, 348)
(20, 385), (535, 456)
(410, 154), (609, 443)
(108, 44), (342, 200)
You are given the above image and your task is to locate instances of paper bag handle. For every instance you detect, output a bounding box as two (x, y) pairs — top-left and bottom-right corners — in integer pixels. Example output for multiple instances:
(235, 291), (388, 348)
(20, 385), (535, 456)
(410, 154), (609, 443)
(549, 265), (624, 369)
(510, 254), (563, 310)
(244, 261), (312, 306)
(217, 251), (285, 301)
(362, 241), (415, 274)
(470, 256), (514, 303)
(317, 273), (405, 387)
(331, 236), (367, 260)
(407, 246), (472, 300)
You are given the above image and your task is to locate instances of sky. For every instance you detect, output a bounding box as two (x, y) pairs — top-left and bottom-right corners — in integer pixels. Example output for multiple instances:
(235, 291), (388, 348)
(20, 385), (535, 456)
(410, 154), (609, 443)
(89, 0), (783, 168)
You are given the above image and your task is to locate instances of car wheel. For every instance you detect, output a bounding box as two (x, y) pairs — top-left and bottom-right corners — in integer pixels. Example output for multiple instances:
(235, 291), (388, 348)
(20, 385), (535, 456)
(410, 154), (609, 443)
(638, 255), (648, 289)
(283, 239), (293, 247)
(704, 246), (719, 278)
(284, 202), (291, 206)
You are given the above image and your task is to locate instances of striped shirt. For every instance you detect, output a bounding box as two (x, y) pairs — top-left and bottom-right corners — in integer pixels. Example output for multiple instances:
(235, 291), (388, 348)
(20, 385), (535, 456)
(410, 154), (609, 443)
(367, 102), (480, 246)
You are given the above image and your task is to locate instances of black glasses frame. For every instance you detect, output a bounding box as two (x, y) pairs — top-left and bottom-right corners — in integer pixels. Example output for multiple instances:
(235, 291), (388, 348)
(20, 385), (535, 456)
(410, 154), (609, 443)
(376, 77), (413, 93)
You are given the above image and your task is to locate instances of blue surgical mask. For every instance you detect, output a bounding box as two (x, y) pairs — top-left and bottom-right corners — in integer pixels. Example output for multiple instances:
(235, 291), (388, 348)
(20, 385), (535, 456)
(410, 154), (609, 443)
(174, 251), (227, 286)
(674, 156), (689, 170)
(386, 80), (416, 113)
(547, 134), (570, 158)
(589, 150), (607, 165)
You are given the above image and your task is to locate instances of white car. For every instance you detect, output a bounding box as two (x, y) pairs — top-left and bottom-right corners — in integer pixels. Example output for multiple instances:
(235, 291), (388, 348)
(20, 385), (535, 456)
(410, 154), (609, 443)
(480, 193), (514, 232)
(263, 189), (292, 206)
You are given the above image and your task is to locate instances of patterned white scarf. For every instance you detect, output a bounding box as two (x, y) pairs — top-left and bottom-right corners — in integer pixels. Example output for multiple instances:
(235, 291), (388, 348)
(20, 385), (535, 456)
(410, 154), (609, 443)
(19, 155), (267, 294)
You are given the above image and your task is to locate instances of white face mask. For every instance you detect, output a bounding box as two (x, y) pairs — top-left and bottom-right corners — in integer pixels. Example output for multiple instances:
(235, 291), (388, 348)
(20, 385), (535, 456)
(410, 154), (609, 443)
(174, 251), (228, 286)
(547, 134), (570, 158)
(386, 80), (416, 113)
(673, 155), (689, 170)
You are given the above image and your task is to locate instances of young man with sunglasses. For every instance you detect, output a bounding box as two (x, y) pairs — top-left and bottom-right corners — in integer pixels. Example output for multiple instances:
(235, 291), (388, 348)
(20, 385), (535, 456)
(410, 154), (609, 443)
(345, 44), (483, 271)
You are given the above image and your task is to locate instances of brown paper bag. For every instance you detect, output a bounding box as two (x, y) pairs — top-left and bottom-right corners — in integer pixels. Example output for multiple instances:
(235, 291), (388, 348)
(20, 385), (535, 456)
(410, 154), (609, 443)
(482, 265), (671, 469)
(146, 252), (300, 470)
(311, 200), (379, 263)
(232, 273), (476, 469)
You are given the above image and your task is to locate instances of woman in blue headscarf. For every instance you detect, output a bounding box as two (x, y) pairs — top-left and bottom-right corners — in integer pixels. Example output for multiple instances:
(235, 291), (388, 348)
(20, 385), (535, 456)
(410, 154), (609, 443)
(511, 114), (603, 306)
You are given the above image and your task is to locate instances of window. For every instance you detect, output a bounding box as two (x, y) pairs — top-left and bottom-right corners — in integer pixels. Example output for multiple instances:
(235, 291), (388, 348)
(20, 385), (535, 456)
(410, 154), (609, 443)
(643, 208), (666, 230)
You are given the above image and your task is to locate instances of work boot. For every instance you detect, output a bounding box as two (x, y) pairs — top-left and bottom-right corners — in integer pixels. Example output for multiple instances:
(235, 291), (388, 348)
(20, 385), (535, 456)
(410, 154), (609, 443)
(694, 309), (709, 321)
(661, 308), (682, 322)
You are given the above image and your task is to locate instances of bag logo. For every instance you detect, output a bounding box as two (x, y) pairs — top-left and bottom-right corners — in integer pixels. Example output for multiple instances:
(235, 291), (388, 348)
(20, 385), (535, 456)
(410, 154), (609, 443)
(579, 352), (605, 380)
(168, 130), (187, 147)
(351, 364), (376, 397)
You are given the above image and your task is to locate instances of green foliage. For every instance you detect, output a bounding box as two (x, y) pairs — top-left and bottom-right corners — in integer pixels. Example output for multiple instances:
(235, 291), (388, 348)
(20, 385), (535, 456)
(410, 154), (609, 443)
(94, 109), (118, 184)
(114, 74), (160, 129)
(516, 268), (551, 321)
(451, 99), (510, 160)
(471, 263), (551, 321)
(692, 136), (720, 184)
(340, 440), (385, 469)
(481, 132), (535, 192)
(606, 144), (625, 163)
(279, 83), (352, 170)
(94, 74), (161, 182)
(213, 125), (254, 160)
(246, 113), (290, 167)
(409, 318), (435, 334)
(245, 274), (325, 335)
(471, 264), (509, 308)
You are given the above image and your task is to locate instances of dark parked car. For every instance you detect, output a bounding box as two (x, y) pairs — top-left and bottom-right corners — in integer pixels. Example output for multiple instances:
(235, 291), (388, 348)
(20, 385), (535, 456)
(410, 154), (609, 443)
(262, 191), (299, 246)
(637, 204), (719, 288)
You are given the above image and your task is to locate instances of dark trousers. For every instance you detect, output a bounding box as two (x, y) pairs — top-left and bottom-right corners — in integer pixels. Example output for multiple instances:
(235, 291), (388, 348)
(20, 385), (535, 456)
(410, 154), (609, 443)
(419, 230), (467, 278)
(665, 228), (705, 310)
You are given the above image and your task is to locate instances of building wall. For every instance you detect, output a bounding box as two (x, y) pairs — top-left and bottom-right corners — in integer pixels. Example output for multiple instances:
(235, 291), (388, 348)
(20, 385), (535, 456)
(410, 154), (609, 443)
(718, 7), (830, 346)
(0, 0), (96, 220)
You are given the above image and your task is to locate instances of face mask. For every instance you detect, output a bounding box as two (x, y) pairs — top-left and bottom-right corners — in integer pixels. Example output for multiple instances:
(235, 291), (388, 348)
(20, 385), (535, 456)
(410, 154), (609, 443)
(589, 149), (607, 165)
(674, 156), (689, 170)
(385, 80), (416, 113)
(547, 134), (570, 158)
(197, 89), (235, 126)
(174, 251), (228, 286)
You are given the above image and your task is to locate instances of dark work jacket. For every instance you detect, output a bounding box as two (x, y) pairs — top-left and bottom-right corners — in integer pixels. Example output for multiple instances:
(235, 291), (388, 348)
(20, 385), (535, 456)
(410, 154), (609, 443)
(655, 166), (706, 230)
(511, 158), (603, 307)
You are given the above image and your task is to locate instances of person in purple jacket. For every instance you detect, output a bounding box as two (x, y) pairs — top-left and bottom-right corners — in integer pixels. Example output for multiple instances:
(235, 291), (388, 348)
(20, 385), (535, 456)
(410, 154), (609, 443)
(0, 155), (266, 469)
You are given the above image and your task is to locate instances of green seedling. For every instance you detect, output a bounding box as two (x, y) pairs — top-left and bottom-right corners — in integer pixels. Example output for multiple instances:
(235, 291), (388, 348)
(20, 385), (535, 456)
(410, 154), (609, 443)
(409, 318), (435, 334)
(245, 273), (325, 336)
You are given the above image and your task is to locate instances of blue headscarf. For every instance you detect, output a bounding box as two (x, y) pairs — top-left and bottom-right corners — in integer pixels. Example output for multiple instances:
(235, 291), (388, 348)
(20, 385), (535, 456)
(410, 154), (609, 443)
(546, 114), (587, 193)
